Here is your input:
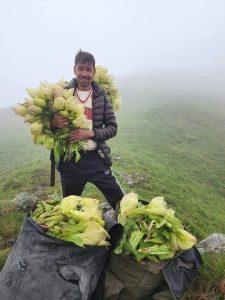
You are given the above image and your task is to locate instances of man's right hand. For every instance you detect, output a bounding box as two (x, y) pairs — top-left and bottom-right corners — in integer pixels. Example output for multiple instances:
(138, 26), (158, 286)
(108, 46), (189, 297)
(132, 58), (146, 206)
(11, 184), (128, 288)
(51, 114), (69, 128)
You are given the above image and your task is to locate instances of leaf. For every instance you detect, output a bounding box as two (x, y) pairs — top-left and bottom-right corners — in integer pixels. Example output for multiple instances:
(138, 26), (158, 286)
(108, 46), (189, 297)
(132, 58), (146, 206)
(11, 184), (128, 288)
(42, 202), (54, 213)
(54, 143), (61, 163)
(58, 233), (84, 247)
(130, 231), (144, 251)
(171, 229), (197, 251)
(139, 244), (174, 256)
(114, 194), (197, 262)
(118, 192), (138, 224)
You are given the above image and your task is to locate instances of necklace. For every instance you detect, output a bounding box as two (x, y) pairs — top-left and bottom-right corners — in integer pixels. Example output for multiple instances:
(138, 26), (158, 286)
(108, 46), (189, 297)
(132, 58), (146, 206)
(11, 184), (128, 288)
(75, 87), (93, 103)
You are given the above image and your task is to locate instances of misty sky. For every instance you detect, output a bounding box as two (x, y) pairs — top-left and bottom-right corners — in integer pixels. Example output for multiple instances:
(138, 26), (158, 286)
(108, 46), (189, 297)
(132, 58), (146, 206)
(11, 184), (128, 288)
(1, 0), (225, 108)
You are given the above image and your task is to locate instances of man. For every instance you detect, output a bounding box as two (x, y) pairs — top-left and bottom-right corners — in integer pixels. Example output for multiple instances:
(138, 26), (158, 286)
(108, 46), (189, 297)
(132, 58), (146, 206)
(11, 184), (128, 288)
(51, 50), (124, 210)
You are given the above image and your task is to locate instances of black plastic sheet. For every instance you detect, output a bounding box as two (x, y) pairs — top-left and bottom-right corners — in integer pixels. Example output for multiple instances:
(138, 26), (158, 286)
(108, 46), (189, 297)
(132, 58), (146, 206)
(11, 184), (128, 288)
(0, 215), (123, 300)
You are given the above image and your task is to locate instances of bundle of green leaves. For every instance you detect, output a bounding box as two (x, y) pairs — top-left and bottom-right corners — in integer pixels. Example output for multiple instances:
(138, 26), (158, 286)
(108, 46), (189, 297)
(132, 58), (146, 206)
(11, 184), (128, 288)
(13, 66), (121, 163)
(93, 65), (121, 112)
(31, 195), (110, 247)
(114, 193), (197, 262)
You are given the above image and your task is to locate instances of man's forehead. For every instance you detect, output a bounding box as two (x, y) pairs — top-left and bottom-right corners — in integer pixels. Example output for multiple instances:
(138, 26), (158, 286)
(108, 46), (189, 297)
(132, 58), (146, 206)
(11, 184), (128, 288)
(76, 61), (94, 68)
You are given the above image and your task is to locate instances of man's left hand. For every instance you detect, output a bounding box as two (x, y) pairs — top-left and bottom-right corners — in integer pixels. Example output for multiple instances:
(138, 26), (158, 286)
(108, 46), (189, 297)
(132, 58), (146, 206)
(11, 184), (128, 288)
(69, 129), (95, 143)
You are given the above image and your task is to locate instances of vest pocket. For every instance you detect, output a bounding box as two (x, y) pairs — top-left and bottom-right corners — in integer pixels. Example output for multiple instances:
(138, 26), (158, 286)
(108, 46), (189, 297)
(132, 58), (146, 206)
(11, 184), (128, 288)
(97, 143), (112, 166)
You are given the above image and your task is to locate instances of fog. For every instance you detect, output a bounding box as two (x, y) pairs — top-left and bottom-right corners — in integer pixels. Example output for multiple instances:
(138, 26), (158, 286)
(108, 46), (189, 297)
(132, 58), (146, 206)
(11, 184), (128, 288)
(1, 0), (225, 108)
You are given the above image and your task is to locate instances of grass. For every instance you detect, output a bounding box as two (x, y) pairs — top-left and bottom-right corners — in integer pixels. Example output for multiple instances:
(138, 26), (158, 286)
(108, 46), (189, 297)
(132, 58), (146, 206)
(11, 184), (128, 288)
(0, 84), (225, 298)
(0, 210), (24, 249)
(110, 96), (225, 240)
(0, 248), (11, 271)
(183, 253), (225, 300)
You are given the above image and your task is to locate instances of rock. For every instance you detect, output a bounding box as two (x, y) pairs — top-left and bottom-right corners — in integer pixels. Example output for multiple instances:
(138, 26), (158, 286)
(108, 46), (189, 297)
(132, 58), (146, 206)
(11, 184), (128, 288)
(99, 202), (115, 219)
(113, 156), (123, 161)
(116, 170), (150, 187)
(124, 173), (150, 187)
(13, 192), (38, 212)
(197, 233), (225, 253)
(99, 202), (112, 213)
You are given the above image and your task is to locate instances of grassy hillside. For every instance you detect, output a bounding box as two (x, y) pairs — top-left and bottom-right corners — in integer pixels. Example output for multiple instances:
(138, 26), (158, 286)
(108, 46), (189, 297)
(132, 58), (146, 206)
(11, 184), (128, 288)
(0, 77), (225, 298)
(0, 107), (48, 174)
(1, 82), (225, 238)
(112, 79), (225, 239)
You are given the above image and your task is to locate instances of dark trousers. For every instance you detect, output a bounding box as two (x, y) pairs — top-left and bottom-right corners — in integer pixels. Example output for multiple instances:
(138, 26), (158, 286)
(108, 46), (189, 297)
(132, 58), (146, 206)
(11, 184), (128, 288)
(59, 150), (124, 209)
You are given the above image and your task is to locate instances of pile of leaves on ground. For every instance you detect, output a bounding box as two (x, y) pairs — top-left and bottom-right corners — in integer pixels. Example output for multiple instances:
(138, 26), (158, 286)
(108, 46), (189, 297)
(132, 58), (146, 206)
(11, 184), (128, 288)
(31, 195), (110, 247)
(115, 192), (197, 262)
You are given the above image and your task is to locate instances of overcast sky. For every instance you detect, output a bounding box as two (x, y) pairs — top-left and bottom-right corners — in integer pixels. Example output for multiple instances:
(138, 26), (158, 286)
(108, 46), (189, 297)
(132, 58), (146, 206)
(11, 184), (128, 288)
(1, 0), (225, 108)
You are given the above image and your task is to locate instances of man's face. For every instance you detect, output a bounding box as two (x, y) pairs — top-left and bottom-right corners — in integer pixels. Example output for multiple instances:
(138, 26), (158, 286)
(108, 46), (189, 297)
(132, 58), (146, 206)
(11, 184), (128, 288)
(74, 62), (96, 91)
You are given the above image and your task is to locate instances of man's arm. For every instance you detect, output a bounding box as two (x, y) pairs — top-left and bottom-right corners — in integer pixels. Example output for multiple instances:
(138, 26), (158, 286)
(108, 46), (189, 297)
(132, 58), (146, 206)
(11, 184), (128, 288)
(93, 99), (117, 142)
(69, 129), (94, 143)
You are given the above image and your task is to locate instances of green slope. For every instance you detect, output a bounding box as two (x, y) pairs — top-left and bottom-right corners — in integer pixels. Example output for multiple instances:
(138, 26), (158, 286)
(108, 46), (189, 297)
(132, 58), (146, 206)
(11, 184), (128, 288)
(0, 107), (49, 174)
(1, 76), (225, 299)
(110, 84), (225, 239)
(1, 81), (225, 240)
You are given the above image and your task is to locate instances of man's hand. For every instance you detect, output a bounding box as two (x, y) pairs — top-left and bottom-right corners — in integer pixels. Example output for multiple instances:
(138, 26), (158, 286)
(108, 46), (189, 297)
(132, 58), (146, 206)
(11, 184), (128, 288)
(51, 114), (69, 128)
(69, 129), (95, 143)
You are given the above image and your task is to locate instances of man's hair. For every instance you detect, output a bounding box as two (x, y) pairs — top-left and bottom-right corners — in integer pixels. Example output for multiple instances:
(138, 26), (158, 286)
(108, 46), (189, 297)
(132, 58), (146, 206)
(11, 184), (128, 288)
(74, 49), (95, 69)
